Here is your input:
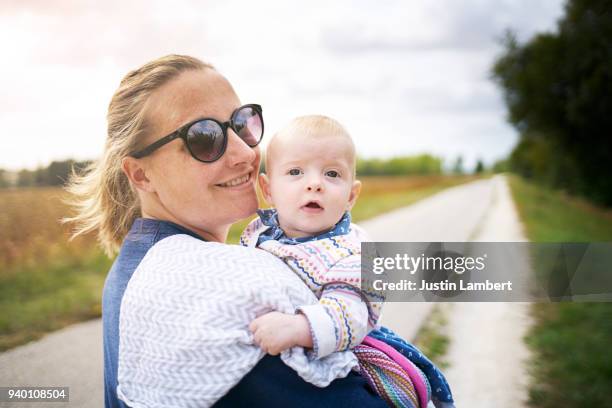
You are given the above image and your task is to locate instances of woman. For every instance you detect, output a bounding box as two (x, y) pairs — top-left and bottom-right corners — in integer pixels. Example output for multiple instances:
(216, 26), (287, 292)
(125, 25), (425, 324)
(67, 55), (387, 408)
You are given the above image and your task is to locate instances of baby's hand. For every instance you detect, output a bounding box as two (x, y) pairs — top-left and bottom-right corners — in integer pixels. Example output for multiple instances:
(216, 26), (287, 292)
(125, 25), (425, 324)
(249, 312), (312, 355)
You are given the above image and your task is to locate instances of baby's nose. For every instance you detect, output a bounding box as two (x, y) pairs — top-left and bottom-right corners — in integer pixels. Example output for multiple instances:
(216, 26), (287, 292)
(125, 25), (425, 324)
(306, 177), (323, 192)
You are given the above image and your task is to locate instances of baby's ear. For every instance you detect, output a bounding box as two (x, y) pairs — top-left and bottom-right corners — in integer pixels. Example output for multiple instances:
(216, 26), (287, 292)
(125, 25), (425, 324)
(347, 179), (362, 210)
(258, 173), (274, 205)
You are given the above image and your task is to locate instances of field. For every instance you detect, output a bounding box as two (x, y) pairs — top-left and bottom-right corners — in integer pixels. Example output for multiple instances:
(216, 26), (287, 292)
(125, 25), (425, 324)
(508, 176), (612, 408)
(0, 188), (110, 350)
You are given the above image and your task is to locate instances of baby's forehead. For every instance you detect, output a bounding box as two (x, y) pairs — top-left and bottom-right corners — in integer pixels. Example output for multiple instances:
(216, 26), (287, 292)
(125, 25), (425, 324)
(268, 131), (355, 168)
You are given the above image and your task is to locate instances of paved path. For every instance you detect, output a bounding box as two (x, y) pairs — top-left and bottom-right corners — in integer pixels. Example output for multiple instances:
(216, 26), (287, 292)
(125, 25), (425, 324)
(363, 176), (501, 341)
(441, 175), (532, 407)
(0, 320), (102, 408)
(0, 175), (530, 407)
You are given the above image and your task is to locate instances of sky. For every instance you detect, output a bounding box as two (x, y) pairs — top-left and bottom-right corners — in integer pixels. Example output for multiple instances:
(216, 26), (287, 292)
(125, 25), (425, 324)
(0, 0), (565, 171)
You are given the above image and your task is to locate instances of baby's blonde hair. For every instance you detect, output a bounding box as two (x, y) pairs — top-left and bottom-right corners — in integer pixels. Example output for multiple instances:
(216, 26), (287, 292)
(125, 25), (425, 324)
(265, 115), (356, 176)
(64, 55), (212, 256)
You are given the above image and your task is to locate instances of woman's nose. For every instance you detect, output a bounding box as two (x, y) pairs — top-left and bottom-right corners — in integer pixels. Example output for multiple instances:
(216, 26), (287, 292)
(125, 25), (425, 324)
(225, 129), (257, 167)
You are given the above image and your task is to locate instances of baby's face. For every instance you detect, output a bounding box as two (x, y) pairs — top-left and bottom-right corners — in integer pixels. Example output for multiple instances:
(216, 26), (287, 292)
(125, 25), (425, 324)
(261, 133), (360, 238)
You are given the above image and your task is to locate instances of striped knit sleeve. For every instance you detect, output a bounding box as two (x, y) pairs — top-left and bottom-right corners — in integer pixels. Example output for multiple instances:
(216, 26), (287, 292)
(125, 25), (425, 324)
(298, 254), (380, 359)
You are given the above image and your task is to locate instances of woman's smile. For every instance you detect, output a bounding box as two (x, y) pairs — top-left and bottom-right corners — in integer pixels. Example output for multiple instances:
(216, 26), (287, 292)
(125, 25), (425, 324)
(216, 172), (253, 188)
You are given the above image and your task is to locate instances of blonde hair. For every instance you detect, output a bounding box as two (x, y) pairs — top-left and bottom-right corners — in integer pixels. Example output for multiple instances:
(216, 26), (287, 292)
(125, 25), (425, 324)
(265, 115), (356, 176)
(64, 55), (212, 256)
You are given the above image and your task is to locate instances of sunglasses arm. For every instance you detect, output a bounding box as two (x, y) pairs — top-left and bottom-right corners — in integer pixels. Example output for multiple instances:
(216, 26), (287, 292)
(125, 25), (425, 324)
(131, 131), (181, 158)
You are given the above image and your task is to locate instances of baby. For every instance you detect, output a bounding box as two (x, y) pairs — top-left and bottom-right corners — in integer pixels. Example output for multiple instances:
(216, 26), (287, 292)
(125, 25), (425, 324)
(241, 114), (376, 358)
(240, 115), (454, 408)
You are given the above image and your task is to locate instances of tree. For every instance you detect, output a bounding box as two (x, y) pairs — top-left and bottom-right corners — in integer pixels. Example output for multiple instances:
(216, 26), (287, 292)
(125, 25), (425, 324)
(492, 0), (612, 204)
(17, 169), (36, 187)
(451, 156), (464, 175)
(492, 159), (509, 173)
(0, 169), (9, 188)
(13, 159), (92, 188)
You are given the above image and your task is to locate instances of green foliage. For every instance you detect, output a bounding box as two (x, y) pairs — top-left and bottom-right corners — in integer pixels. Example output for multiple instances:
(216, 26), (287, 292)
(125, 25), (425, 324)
(509, 136), (584, 192)
(474, 159), (485, 174)
(0, 250), (111, 351)
(527, 303), (612, 408)
(508, 175), (612, 242)
(413, 305), (450, 369)
(0, 169), (10, 188)
(508, 175), (612, 408)
(11, 159), (92, 188)
(491, 159), (509, 173)
(451, 156), (464, 175)
(356, 154), (442, 176)
(492, 0), (612, 205)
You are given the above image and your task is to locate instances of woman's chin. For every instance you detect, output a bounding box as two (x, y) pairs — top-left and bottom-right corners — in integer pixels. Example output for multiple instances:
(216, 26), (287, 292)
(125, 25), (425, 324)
(232, 198), (259, 222)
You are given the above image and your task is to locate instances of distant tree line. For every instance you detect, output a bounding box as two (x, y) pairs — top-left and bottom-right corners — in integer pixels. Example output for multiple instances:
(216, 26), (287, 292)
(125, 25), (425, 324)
(0, 169), (10, 188)
(357, 154), (443, 176)
(0, 160), (92, 188)
(0, 154), (485, 189)
(449, 156), (486, 175)
(492, 0), (612, 205)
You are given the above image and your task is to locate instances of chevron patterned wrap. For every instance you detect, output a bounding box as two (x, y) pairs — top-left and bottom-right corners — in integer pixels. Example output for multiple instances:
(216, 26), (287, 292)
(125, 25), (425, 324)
(117, 235), (358, 407)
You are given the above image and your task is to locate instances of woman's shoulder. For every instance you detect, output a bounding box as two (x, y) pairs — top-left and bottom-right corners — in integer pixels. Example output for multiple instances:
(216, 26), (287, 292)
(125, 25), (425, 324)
(137, 234), (293, 281)
(150, 234), (281, 257)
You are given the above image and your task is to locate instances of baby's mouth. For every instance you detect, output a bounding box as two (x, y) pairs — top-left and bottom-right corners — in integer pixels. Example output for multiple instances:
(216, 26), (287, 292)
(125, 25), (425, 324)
(302, 201), (324, 211)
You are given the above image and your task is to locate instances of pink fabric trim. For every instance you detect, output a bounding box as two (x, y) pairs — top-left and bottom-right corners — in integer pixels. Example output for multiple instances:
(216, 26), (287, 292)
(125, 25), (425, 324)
(362, 336), (429, 408)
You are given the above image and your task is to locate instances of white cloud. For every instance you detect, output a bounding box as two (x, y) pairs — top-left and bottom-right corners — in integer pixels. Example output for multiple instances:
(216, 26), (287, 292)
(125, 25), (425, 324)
(0, 0), (564, 170)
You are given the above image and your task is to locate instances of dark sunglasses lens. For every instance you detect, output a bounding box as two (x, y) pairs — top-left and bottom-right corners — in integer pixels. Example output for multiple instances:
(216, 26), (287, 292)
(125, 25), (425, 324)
(186, 120), (224, 162)
(233, 106), (263, 147)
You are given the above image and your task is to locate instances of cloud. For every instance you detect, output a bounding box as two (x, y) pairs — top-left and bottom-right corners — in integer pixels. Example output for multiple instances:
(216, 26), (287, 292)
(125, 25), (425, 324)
(0, 0), (564, 170)
(321, 0), (563, 54)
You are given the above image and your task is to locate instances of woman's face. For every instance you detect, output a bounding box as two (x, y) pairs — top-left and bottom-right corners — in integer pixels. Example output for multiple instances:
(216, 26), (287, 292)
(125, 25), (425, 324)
(139, 69), (261, 242)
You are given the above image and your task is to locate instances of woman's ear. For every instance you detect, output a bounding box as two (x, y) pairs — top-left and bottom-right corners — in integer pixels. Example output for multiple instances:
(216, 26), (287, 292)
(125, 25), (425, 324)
(258, 173), (274, 205)
(121, 157), (155, 193)
(347, 179), (362, 210)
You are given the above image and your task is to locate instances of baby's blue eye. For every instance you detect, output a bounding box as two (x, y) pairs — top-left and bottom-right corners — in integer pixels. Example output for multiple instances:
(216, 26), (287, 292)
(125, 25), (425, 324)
(288, 168), (302, 176)
(325, 170), (340, 178)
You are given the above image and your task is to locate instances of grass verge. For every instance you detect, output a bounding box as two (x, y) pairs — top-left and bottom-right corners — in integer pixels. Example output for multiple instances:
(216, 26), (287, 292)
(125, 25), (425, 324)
(507, 175), (612, 408)
(413, 304), (450, 370)
(0, 250), (111, 351)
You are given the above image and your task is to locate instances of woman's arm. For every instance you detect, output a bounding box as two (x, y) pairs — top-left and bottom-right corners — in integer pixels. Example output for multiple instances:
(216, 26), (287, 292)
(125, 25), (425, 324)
(216, 354), (389, 408)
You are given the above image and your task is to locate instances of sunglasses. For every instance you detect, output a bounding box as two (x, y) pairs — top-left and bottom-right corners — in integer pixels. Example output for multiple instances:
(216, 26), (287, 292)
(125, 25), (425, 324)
(130, 104), (264, 163)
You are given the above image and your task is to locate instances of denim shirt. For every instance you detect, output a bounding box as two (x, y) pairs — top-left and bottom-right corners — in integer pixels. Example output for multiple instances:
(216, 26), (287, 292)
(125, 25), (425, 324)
(102, 218), (203, 408)
(102, 218), (387, 408)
